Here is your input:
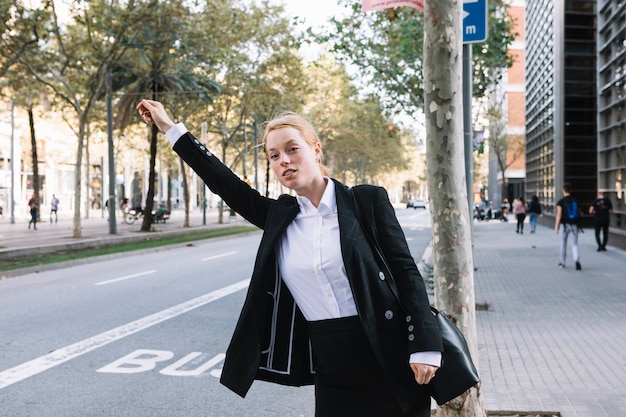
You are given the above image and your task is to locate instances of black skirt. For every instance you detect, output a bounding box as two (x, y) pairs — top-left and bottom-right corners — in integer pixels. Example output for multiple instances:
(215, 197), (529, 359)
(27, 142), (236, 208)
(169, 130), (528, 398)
(307, 316), (430, 417)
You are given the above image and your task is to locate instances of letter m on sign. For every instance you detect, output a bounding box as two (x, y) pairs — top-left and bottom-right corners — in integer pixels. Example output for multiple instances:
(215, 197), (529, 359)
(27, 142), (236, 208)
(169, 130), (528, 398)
(362, 0), (424, 12)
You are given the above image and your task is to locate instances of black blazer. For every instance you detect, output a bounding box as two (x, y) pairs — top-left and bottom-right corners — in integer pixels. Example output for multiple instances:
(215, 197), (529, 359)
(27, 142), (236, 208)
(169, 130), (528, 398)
(173, 132), (442, 411)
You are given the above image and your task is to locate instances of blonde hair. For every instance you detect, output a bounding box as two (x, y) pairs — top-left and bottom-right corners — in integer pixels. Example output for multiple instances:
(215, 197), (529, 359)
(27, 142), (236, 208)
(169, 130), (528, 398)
(262, 112), (330, 176)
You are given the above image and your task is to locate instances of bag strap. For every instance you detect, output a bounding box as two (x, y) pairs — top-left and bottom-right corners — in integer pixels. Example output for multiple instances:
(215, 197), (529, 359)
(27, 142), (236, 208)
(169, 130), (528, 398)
(350, 187), (404, 309)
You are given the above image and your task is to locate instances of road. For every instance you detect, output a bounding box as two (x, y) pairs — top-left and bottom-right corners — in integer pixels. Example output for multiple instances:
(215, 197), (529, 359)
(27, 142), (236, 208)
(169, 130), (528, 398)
(0, 209), (433, 417)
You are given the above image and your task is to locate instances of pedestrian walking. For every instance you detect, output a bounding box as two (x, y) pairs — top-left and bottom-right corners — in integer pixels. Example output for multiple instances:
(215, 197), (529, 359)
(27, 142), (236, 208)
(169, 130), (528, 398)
(589, 191), (613, 251)
(555, 183), (582, 270)
(137, 99), (443, 417)
(50, 194), (59, 223)
(27, 195), (39, 230)
(527, 195), (542, 233)
(512, 196), (527, 234)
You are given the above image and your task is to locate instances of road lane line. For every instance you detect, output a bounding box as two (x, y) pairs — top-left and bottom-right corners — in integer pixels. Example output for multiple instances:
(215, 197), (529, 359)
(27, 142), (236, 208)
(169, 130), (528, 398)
(201, 251), (237, 262)
(0, 279), (250, 390)
(95, 270), (157, 286)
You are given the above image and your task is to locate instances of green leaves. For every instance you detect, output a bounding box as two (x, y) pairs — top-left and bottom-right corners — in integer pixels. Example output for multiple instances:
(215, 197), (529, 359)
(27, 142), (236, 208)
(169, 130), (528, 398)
(314, 0), (514, 115)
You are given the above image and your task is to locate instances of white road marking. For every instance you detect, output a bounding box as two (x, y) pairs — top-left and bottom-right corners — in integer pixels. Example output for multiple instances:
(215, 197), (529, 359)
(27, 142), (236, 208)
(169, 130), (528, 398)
(0, 279), (250, 390)
(201, 251), (237, 262)
(95, 270), (157, 286)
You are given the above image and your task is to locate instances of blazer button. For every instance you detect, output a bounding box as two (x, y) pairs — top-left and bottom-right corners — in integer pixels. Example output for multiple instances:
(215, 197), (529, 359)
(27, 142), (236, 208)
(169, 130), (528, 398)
(408, 325), (414, 331)
(408, 334), (415, 342)
(406, 315), (412, 322)
(385, 310), (394, 320)
(378, 271), (385, 281)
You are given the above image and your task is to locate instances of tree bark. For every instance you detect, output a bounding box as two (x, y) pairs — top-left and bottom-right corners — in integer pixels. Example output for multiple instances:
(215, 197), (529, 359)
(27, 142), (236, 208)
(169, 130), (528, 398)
(166, 166), (173, 213)
(72, 113), (87, 238)
(423, 0), (486, 415)
(141, 124), (158, 231)
(27, 107), (39, 215)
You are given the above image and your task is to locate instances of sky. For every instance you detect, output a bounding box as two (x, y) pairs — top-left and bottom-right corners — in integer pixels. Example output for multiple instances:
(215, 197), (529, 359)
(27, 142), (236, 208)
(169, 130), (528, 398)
(271, 0), (349, 61)
(280, 0), (346, 29)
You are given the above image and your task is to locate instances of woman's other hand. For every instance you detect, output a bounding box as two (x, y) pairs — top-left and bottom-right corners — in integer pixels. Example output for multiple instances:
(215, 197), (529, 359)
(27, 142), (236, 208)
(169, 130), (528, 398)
(136, 99), (175, 133)
(410, 363), (438, 385)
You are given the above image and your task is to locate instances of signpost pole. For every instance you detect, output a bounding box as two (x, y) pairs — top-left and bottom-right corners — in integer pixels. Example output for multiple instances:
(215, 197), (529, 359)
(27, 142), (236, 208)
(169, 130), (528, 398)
(462, 0), (487, 249)
(463, 44), (474, 224)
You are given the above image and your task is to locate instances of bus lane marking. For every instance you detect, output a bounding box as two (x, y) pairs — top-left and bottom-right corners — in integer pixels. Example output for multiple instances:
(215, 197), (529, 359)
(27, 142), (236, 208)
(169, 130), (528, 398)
(0, 279), (250, 390)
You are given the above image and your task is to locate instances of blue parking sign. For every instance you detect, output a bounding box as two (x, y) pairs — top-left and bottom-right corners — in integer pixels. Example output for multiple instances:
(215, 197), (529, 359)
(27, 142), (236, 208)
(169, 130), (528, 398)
(463, 0), (488, 43)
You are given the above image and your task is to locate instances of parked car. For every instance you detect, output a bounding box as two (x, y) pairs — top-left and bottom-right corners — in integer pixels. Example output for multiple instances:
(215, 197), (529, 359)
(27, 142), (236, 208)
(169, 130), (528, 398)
(407, 198), (427, 209)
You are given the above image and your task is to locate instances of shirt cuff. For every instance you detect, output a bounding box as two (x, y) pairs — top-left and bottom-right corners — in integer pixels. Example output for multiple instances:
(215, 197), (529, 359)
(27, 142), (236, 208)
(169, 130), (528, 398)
(165, 123), (188, 146)
(409, 351), (442, 367)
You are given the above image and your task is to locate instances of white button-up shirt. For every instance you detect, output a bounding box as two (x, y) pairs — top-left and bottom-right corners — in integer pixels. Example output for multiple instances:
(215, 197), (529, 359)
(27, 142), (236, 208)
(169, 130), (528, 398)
(278, 179), (358, 321)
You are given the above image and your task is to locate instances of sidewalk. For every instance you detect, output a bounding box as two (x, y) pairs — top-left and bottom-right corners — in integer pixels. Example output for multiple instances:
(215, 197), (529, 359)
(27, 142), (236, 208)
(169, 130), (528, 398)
(1, 211), (625, 416)
(471, 220), (626, 416)
(0, 208), (244, 263)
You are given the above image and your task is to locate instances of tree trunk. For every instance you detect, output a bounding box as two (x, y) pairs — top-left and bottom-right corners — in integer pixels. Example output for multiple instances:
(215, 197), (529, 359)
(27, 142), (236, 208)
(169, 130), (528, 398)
(27, 107), (40, 220)
(73, 113), (86, 238)
(141, 124), (158, 231)
(85, 128), (90, 219)
(166, 167), (173, 212)
(423, 0), (486, 415)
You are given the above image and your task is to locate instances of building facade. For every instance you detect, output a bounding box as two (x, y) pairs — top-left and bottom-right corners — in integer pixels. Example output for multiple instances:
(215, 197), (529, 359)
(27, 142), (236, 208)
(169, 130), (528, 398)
(486, 0), (526, 210)
(598, 0), (626, 247)
(506, 0), (527, 204)
(525, 0), (598, 224)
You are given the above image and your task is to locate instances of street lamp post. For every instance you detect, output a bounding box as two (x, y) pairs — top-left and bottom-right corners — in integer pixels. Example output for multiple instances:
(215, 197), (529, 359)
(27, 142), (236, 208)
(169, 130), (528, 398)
(201, 122), (207, 225)
(10, 99), (15, 224)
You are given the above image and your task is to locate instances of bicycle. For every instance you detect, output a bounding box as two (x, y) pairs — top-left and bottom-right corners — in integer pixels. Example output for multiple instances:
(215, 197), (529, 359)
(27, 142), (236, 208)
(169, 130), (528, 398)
(123, 207), (143, 225)
(123, 206), (170, 225)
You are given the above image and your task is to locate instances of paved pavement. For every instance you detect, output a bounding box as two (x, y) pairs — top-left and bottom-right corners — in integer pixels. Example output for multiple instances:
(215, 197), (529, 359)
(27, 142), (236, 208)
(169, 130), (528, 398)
(472, 220), (626, 417)
(0, 208), (244, 262)
(1, 210), (625, 416)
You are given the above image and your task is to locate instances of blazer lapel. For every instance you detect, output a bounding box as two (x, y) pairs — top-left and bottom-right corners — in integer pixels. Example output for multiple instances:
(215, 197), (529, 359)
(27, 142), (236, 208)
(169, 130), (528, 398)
(333, 180), (364, 281)
(254, 195), (300, 265)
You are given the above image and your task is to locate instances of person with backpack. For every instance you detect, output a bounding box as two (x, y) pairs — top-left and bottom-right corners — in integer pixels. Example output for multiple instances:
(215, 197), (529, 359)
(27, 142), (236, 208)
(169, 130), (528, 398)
(554, 183), (582, 270)
(589, 191), (613, 251)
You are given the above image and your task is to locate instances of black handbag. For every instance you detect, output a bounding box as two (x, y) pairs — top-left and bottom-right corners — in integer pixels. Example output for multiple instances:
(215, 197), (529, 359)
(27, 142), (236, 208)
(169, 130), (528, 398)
(350, 187), (480, 405)
(428, 306), (480, 404)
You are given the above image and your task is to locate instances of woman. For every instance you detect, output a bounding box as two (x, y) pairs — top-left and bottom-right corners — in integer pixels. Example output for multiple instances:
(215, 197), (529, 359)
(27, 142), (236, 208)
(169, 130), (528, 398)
(512, 196), (527, 234)
(527, 195), (542, 234)
(136, 99), (442, 417)
(27, 195), (38, 230)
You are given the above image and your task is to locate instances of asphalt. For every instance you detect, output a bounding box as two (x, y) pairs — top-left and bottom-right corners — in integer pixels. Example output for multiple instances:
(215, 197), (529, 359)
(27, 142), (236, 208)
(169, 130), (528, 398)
(1, 210), (625, 416)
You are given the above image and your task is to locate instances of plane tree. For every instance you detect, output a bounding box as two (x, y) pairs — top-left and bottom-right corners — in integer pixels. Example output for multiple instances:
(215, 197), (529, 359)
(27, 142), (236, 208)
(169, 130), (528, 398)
(113, 0), (221, 231)
(14, 0), (156, 237)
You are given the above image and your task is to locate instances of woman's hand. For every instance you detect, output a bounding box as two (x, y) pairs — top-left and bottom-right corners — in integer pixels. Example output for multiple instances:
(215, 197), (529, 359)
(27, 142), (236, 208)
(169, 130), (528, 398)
(136, 99), (175, 133)
(410, 363), (438, 385)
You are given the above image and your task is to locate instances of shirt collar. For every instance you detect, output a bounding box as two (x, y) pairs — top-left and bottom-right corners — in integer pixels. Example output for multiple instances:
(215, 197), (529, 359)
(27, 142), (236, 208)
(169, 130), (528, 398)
(295, 178), (336, 215)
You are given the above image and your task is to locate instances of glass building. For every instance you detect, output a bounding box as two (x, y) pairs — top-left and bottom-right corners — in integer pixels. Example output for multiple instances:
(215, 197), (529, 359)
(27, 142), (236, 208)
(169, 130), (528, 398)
(598, 0), (626, 247)
(525, 1), (597, 220)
